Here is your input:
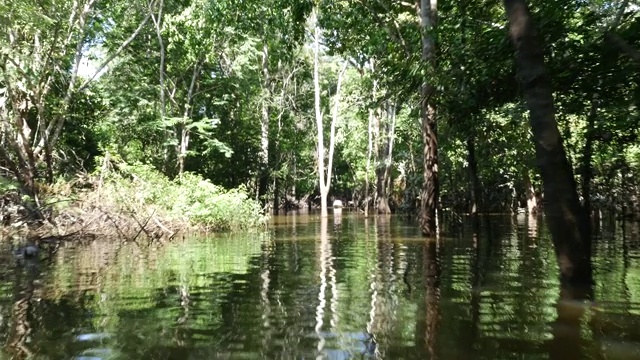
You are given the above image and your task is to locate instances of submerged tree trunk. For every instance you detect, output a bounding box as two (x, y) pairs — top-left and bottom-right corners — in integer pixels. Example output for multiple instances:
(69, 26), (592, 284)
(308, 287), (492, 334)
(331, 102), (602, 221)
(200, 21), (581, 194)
(504, 0), (592, 286)
(418, 0), (439, 237)
(524, 171), (539, 215)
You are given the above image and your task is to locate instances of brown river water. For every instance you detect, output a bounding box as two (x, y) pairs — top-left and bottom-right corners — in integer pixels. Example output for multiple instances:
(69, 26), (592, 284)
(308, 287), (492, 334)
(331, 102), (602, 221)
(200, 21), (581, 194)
(0, 212), (639, 359)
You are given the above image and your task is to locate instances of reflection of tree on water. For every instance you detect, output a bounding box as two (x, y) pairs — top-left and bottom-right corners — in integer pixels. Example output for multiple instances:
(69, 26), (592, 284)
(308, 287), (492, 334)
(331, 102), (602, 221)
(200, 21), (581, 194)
(366, 215), (395, 358)
(4, 215), (640, 359)
(315, 217), (337, 357)
(6, 263), (38, 359)
(260, 233), (275, 356)
(549, 285), (593, 359)
(415, 239), (441, 359)
(366, 214), (414, 358)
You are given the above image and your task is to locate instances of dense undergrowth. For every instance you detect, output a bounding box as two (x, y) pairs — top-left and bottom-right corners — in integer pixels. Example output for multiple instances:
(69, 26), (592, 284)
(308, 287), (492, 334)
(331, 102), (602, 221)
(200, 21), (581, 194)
(99, 160), (267, 232)
(0, 158), (267, 242)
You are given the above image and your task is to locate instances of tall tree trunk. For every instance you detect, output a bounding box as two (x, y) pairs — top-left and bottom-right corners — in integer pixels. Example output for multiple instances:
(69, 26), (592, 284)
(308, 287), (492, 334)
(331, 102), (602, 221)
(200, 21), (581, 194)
(418, 0), (438, 237)
(503, 0), (592, 286)
(313, 9), (327, 217)
(466, 136), (480, 215)
(377, 101), (397, 214)
(364, 108), (373, 217)
(177, 60), (201, 176)
(273, 176), (279, 215)
(323, 62), (348, 213)
(313, 11), (347, 217)
(581, 90), (599, 234)
(372, 107), (380, 212)
(258, 43), (271, 206)
(151, 0), (170, 173)
(366, 63), (377, 218)
(467, 136), (481, 234)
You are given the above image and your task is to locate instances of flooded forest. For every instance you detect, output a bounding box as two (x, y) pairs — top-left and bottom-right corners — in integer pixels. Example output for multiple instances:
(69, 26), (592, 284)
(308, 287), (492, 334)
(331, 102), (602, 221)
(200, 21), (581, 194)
(1, 0), (640, 358)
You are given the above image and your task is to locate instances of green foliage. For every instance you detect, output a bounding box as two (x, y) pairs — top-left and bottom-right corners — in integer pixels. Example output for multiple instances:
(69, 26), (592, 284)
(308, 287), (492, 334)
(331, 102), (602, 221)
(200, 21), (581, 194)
(1, 0), (639, 222)
(0, 177), (18, 193)
(101, 161), (267, 232)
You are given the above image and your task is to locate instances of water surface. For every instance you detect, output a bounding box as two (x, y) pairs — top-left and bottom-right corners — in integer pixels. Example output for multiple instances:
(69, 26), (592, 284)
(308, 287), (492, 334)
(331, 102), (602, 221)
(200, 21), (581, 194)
(1, 213), (640, 359)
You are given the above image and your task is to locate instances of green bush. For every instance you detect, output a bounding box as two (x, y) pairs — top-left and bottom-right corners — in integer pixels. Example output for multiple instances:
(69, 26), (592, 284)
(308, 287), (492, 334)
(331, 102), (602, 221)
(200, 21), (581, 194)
(100, 161), (267, 232)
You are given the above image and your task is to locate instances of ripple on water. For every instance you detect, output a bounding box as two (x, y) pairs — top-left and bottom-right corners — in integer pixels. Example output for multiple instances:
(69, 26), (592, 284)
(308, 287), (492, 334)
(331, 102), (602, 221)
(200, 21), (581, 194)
(1, 215), (640, 359)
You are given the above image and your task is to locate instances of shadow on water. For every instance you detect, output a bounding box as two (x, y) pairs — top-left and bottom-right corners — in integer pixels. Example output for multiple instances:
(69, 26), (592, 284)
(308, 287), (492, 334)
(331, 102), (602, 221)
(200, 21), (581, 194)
(0, 212), (640, 358)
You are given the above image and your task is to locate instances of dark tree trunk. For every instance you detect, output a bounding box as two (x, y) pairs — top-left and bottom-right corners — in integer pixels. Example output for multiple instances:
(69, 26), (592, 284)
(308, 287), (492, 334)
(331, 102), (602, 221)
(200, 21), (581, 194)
(418, 0), (438, 237)
(376, 170), (391, 214)
(420, 102), (438, 236)
(504, 0), (592, 286)
(0, 143), (38, 200)
(272, 176), (280, 215)
(376, 122), (390, 214)
(258, 170), (269, 209)
(414, 239), (441, 357)
(581, 96), (597, 232)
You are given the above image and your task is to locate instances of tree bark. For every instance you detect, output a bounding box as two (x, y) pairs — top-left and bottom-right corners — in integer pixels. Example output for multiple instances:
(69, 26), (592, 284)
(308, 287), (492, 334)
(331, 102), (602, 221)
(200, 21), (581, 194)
(581, 95), (597, 227)
(177, 60), (201, 175)
(151, 0), (171, 173)
(258, 43), (271, 205)
(364, 108), (373, 217)
(503, 0), (592, 286)
(377, 100), (397, 214)
(418, 0), (438, 237)
(312, 9), (326, 216)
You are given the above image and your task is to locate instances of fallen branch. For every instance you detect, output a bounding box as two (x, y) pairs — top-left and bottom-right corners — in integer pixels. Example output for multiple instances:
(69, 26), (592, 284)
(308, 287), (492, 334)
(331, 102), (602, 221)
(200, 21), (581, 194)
(153, 216), (176, 238)
(98, 207), (130, 241)
(131, 209), (156, 242)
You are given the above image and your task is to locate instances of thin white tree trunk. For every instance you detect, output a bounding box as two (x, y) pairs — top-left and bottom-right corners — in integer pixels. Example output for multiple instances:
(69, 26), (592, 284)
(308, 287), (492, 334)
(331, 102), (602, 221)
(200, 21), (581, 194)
(325, 62), (348, 194)
(258, 43), (270, 203)
(313, 9), (327, 216)
(150, 0), (170, 169)
(178, 60), (201, 175)
(312, 8), (348, 217)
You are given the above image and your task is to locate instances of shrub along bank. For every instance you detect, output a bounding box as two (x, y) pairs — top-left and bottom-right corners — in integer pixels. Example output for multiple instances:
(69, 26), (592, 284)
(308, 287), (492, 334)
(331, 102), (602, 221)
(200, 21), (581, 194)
(0, 158), (268, 242)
